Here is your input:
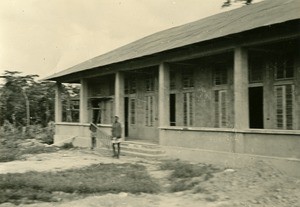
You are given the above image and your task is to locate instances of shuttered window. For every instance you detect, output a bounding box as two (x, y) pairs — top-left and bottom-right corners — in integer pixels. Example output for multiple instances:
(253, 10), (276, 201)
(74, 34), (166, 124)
(145, 96), (154, 126)
(249, 59), (263, 83)
(183, 92), (194, 126)
(275, 85), (294, 129)
(275, 57), (294, 80)
(146, 75), (154, 92)
(125, 78), (136, 94)
(182, 70), (194, 89)
(170, 70), (176, 90)
(214, 68), (227, 86)
(214, 90), (227, 128)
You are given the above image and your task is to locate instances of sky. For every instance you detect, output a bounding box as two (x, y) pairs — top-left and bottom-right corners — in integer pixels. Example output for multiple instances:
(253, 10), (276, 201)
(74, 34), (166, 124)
(0, 0), (247, 79)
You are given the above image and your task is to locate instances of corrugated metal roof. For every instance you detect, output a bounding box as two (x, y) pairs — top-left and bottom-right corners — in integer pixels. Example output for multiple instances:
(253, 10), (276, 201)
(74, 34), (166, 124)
(45, 0), (300, 80)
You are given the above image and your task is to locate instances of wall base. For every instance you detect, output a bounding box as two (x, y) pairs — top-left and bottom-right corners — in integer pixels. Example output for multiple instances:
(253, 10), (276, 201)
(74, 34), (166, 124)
(163, 146), (300, 178)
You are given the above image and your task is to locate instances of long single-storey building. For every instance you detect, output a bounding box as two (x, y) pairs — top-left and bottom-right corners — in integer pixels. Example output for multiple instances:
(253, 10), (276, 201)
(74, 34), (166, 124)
(45, 0), (300, 176)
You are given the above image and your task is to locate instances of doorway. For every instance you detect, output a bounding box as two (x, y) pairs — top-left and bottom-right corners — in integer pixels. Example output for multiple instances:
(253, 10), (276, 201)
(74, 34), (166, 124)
(249, 87), (264, 129)
(170, 94), (176, 126)
(124, 97), (129, 137)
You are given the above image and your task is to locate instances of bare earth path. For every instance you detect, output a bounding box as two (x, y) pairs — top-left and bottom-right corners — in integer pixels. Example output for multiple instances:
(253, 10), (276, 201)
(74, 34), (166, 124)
(0, 148), (299, 207)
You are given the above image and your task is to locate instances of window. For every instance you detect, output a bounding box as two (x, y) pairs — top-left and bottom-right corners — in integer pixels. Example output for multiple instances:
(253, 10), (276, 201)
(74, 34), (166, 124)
(63, 99), (80, 122)
(275, 85), (294, 129)
(214, 90), (227, 128)
(125, 78), (136, 94)
(182, 69), (194, 89)
(170, 70), (176, 90)
(130, 98), (136, 124)
(249, 59), (263, 83)
(109, 80), (115, 95)
(89, 98), (113, 124)
(146, 75), (155, 92)
(275, 57), (294, 80)
(183, 92), (194, 126)
(214, 67), (227, 86)
(145, 96), (154, 126)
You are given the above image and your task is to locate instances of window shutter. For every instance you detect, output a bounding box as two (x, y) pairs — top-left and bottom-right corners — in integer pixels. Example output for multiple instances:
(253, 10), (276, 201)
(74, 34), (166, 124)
(275, 85), (294, 129)
(183, 92), (193, 126)
(214, 91), (219, 127)
(220, 91), (227, 127)
(285, 85), (293, 129)
(145, 96), (154, 126)
(214, 90), (227, 128)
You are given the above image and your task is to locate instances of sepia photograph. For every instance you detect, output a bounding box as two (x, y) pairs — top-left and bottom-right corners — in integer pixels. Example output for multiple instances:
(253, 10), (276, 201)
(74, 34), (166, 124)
(0, 0), (299, 206)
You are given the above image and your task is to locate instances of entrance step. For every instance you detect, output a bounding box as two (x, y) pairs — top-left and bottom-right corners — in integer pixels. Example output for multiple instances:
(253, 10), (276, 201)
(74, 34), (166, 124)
(121, 141), (166, 159)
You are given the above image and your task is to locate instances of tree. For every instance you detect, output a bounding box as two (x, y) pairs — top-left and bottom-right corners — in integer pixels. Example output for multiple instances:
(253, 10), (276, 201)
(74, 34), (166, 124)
(222, 0), (253, 7)
(0, 71), (37, 126)
(0, 71), (56, 127)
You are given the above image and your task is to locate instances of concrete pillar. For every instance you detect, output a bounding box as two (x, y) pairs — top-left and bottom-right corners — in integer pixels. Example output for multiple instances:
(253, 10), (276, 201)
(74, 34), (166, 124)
(55, 82), (62, 122)
(80, 79), (89, 123)
(115, 71), (125, 138)
(234, 47), (249, 129)
(159, 62), (170, 127)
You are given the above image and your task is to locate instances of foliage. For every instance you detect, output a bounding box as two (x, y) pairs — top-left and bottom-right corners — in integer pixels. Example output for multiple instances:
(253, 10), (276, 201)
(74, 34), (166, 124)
(0, 70), (80, 128)
(0, 70), (56, 127)
(222, 0), (253, 7)
(0, 163), (159, 204)
(0, 122), (56, 162)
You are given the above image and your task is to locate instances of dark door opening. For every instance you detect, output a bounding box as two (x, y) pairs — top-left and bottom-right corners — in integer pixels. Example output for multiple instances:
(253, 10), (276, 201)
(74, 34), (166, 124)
(170, 94), (176, 126)
(249, 87), (264, 129)
(124, 97), (129, 137)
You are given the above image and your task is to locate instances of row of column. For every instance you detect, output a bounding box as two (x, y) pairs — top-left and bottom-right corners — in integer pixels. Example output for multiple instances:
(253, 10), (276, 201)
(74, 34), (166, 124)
(55, 47), (249, 130)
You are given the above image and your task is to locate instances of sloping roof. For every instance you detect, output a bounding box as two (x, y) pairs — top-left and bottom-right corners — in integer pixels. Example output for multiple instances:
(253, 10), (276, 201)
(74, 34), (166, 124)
(45, 0), (300, 80)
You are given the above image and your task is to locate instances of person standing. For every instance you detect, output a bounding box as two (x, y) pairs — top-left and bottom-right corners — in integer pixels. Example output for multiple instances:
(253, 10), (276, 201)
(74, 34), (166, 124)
(111, 115), (122, 158)
(89, 122), (97, 150)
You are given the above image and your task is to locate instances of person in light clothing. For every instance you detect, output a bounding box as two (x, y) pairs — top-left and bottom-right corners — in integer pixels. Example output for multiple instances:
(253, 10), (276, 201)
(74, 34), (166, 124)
(111, 115), (122, 158)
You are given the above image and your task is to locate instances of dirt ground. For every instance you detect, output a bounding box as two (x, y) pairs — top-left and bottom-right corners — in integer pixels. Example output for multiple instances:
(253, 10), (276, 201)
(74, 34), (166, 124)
(0, 148), (299, 207)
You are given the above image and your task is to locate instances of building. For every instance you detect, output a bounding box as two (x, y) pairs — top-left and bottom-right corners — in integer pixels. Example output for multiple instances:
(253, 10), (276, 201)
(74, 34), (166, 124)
(45, 0), (300, 176)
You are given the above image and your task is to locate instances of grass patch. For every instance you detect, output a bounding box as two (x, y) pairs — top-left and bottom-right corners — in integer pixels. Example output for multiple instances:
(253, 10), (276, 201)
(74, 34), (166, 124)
(21, 145), (58, 155)
(0, 163), (159, 204)
(0, 148), (19, 162)
(160, 159), (220, 192)
(0, 145), (58, 162)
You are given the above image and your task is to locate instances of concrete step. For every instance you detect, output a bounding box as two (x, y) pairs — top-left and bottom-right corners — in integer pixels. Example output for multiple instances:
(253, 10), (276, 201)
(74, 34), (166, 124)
(121, 149), (166, 159)
(122, 141), (162, 149)
(96, 147), (166, 159)
(98, 141), (166, 159)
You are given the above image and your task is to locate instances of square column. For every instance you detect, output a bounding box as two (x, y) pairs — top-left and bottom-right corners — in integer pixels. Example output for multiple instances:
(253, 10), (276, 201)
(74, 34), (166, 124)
(55, 82), (62, 122)
(234, 47), (249, 129)
(159, 62), (170, 127)
(115, 71), (125, 138)
(80, 79), (89, 123)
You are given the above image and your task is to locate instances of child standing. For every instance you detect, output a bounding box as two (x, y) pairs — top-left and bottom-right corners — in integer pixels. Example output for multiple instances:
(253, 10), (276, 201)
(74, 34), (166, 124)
(89, 122), (97, 150)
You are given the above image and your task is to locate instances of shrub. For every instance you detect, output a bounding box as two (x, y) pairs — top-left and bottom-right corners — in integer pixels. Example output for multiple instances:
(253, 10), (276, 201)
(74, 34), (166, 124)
(60, 142), (74, 149)
(0, 148), (18, 162)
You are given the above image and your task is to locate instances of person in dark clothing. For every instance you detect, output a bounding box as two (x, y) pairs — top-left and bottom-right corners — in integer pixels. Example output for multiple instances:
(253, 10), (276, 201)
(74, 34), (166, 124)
(111, 115), (122, 158)
(89, 122), (97, 150)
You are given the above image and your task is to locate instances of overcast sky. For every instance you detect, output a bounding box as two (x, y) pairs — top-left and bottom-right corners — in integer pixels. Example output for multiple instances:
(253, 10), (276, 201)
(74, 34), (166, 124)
(0, 0), (248, 79)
